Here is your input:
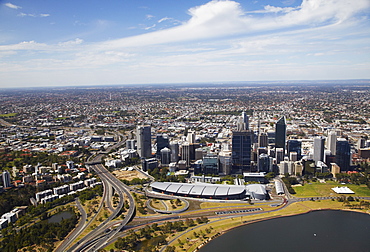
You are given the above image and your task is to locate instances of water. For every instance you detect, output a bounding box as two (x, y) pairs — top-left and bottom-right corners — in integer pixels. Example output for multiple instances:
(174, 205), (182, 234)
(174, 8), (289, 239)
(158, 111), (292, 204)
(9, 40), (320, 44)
(200, 210), (370, 252)
(48, 211), (74, 223)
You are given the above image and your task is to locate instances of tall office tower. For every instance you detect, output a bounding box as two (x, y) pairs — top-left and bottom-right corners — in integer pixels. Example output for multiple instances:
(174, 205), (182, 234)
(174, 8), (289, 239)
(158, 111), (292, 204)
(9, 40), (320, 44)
(275, 116), (286, 153)
(232, 130), (252, 172)
(275, 148), (284, 164)
(156, 134), (169, 158)
(2, 170), (11, 188)
(170, 141), (179, 162)
(287, 140), (302, 160)
(195, 148), (205, 161)
(137, 125), (152, 158)
(336, 138), (351, 171)
(258, 153), (270, 172)
(202, 154), (219, 175)
(267, 130), (275, 145)
(160, 147), (171, 166)
(181, 143), (191, 167)
(313, 136), (325, 164)
(258, 132), (268, 148)
(237, 112), (249, 131)
(219, 144), (232, 175)
(187, 131), (196, 144)
(327, 131), (337, 155)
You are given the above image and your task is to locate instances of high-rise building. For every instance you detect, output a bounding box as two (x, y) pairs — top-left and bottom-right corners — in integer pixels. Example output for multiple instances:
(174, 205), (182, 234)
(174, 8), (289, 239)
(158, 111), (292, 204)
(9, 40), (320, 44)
(258, 153), (270, 172)
(156, 134), (169, 158)
(160, 147), (171, 166)
(236, 112), (249, 131)
(126, 139), (136, 150)
(258, 132), (268, 148)
(287, 140), (302, 160)
(2, 170), (11, 188)
(327, 131), (337, 155)
(336, 138), (351, 171)
(232, 130), (252, 172)
(313, 136), (325, 165)
(170, 141), (179, 162)
(275, 116), (286, 152)
(187, 131), (196, 144)
(137, 125), (152, 158)
(202, 154), (219, 175)
(219, 143), (232, 175)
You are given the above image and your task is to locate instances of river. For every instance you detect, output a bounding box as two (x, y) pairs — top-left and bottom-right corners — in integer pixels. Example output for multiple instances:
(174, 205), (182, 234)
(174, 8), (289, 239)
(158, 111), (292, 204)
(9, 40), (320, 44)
(199, 210), (370, 252)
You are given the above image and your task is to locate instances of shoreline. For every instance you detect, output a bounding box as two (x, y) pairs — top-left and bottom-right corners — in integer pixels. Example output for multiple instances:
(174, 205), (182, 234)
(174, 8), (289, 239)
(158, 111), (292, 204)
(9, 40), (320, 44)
(189, 203), (370, 252)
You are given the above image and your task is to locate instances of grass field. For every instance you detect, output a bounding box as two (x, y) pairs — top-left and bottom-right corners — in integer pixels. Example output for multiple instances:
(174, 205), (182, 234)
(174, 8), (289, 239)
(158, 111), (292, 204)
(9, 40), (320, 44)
(293, 181), (370, 197)
(0, 113), (17, 117)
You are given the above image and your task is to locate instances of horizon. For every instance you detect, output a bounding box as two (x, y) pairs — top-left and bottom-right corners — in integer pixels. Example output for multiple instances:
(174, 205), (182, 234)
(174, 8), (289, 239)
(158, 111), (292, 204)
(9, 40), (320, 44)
(1, 0), (370, 88)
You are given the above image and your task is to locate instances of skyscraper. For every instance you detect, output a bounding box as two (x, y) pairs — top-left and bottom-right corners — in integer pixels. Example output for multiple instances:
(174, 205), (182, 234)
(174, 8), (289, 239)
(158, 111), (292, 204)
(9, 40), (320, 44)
(336, 138), (351, 171)
(313, 136), (325, 165)
(327, 131), (337, 155)
(287, 140), (302, 160)
(237, 112), (249, 131)
(258, 132), (268, 148)
(2, 170), (11, 188)
(137, 125), (152, 158)
(156, 134), (169, 158)
(275, 116), (286, 153)
(232, 130), (252, 172)
(219, 144), (232, 175)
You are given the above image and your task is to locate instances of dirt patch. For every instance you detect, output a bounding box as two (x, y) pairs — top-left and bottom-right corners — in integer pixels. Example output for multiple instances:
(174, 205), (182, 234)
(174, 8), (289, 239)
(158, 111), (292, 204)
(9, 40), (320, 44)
(112, 170), (148, 181)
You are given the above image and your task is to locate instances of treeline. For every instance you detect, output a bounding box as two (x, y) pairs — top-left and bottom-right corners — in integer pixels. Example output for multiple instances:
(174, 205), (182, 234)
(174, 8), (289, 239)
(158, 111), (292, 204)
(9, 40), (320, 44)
(282, 175), (299, 194)
(0, 185), (36, 216)
(0, 207), (78, 252)
(120, 178), (151, 185)
(115, 217), (209, 252)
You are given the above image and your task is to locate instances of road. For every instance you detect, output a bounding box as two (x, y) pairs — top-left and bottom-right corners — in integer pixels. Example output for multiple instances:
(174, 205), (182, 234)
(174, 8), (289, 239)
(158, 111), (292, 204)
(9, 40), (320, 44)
(68, 134), (136, 252)
(55, 199), (87, 252)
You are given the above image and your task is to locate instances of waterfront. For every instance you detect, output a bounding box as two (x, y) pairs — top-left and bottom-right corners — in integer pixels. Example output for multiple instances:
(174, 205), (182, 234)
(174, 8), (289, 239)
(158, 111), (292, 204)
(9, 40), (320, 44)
(199, 210), (370, 252)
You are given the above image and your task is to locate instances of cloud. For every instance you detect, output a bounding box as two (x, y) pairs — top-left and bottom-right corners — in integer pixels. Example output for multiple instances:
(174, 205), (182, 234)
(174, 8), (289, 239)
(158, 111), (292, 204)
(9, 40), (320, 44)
(146, 14), (155, 20)
(95, 0), (369, 50)
(18, 12), (50, 18)
(58, 38), (84, 47)
(4, 2), (21, 9)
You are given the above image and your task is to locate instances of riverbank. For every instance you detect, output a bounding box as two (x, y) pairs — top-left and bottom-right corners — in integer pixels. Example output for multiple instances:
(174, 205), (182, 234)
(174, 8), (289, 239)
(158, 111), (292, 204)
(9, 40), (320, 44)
(167, 199), (370, 252)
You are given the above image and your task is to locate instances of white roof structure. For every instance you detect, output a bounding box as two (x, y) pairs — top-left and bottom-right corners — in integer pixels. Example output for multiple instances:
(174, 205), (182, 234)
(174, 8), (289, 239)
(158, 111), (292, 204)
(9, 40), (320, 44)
(331, 186), (355, 194)
(150, 182), (266, 199)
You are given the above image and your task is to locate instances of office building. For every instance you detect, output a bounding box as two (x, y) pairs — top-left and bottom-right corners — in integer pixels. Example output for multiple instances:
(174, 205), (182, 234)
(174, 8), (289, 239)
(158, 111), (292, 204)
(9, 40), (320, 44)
(156, 134), (169, 158)
(160, 147), (171, 166)
(137, 125), (152, 158)
(336, 138), (351, 171)
(170, 141), (179, 162)
(287, 140), (301, 160)
(313, 136), (325, 165)
(258, 153), (270, 172)
(232, 130), (252, 172)
(2, 170), (11, 188)
(202, 154), (219, 175)
(327, 131), (337, 155)
(258, 132), (268, 148)
(219, 143), (232, 175)
(275, 116), (286, 152)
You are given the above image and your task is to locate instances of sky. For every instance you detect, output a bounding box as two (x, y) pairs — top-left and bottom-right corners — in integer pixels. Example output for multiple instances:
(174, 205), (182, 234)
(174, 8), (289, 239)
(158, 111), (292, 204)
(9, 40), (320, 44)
(0, 0), (370, 88)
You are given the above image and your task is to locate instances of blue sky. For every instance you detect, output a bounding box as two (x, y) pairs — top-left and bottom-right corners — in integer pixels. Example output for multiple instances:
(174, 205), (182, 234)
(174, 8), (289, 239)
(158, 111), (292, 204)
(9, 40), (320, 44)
(0, 0), (369, 88)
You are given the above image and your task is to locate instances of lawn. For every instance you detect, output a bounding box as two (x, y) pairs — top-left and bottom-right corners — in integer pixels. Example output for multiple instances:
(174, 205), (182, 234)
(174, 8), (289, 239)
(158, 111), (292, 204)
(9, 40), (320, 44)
(0, 113), (17, 117)
(293, 181), (370, 197)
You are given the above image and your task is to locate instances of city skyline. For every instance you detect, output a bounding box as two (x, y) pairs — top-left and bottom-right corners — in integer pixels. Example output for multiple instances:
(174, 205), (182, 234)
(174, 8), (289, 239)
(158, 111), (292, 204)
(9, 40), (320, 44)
(1, 0), (370, 88)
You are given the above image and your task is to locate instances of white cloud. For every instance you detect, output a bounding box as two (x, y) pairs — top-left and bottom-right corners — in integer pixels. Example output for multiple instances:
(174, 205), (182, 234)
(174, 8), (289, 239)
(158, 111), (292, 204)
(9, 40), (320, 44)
(4, 2), (21, 9)
(58, 38), (84, 47)
(18, 12), (50, 18)
(94, 0), (369, 50)
(146, 14), (155, 20)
